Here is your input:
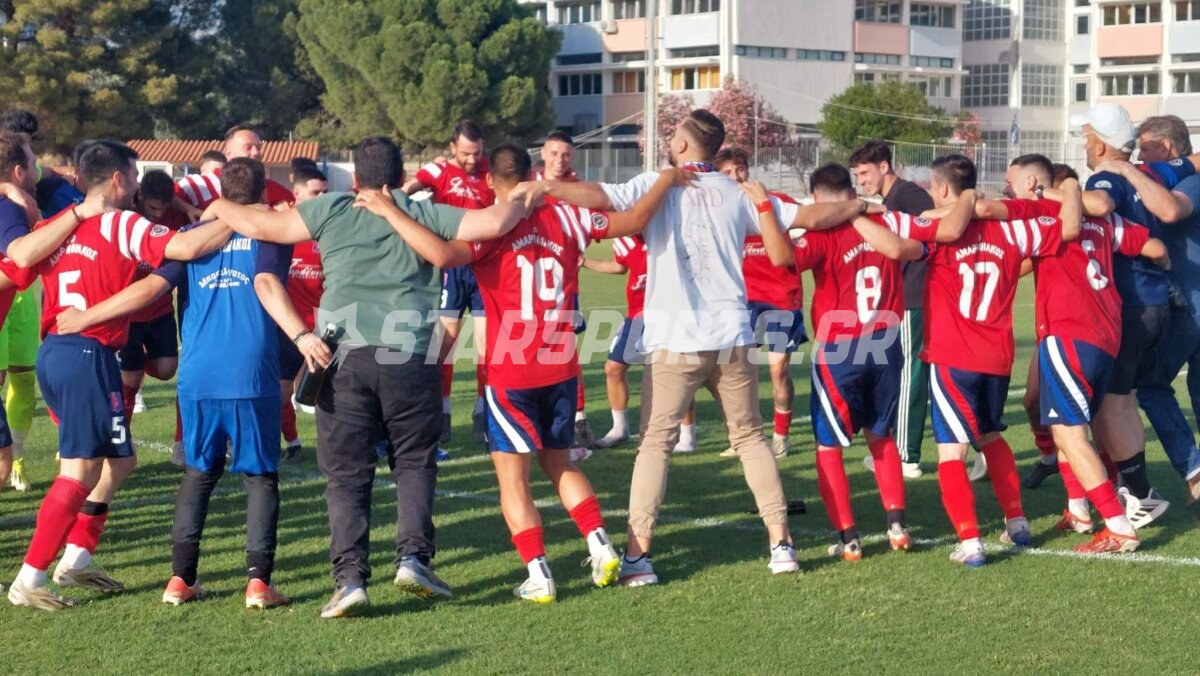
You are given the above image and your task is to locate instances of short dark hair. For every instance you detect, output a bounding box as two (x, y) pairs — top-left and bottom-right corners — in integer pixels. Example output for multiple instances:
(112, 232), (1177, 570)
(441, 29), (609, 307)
(78, 141), (139, 191)
(291, 166), (327, 187)
(139, 169), (176, 203)
(714, 147), (750, 170)
(1010, 153), (1054, 184)
(489, 143), (532, 185)
(545, 130), (574, 146)
(199, 150), (226, 166)
(679, 109), (725, 160)
(72, 140), (99, 169)
(848, 140), (892, 169)
(930, 154), (977, 195)
(1051, 163), (1079, 187)
(453, 120), (484, 144)
(355, 136), (403, 190)
(0, 132), (30, 178)
(224, 124), (255, 141)
(220, 157), (266, 205)
(0, 109), (39, 138)
(809, 163), (855, 196)
(290, 156), (318, 173)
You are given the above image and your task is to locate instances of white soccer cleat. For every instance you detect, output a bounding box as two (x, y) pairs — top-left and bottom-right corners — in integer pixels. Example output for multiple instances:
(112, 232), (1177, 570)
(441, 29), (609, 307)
(8, 580), (77, 611)
(968, 452), (989, 482)
(1120, 487), (1169, 530)
(9, 457), (30, 491)
(768, 541), (800, 574)
(133, 390), (147, 414)
(584, 531), (621, 587)
(514, 576), (556, 603)
(53, 561), (125, 593)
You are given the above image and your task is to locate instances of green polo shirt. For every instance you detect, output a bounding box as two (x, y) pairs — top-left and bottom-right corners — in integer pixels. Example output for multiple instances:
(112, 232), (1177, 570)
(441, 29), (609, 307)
(296, 190), (464, 355)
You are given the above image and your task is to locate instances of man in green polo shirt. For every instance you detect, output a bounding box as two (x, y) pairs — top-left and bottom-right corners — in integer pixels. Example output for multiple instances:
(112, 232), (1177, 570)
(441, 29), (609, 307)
(202, 136), (525, 618)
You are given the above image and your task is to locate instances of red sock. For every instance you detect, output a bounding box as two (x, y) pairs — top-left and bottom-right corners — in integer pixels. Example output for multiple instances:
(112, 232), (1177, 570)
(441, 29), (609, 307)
(1032, 425), (1056, 456)
(1100, 452), (1120, 488)
(174, 399), (183, 443)
(980, 437), (1024, 519)
(576, 367), (586, 411)
(281, 397), (298, 442)
(65, 509), (109, 553)
(476, 363), (487, 399)
(24, 477), (90, 570)
(773, 409), (791, 437)
(1060, 459), (1086, 500)
(122, 384), (137, 425)
(816, 448), (854, 531)
(938, 460), (979, 540)
(868, 437), (906, 511)
(511, 527), (545, 564)
(441, 362), (454, 399)
(1085, 482), (1125, 521)
(568, 496), (605, 538)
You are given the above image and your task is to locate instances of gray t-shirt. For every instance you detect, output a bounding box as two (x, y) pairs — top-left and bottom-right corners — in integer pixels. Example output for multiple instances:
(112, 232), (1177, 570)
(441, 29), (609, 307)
(883, 178), (935, 310)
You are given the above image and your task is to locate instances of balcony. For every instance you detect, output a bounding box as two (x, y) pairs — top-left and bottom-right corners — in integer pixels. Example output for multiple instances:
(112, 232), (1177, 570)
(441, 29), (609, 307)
(1096, 24), (1163, 59)
(909, 25), (960, 60)
(854, 21), (908, 56)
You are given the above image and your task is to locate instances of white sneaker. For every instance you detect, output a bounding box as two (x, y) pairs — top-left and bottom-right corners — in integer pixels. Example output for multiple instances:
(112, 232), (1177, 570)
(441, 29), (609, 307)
(1120, 486), (1169, 530)
(514, 575), (556, 603)
(617, 554), (658, 587)
(133, 391), (147, 414)
(768, 541), (799, 574)
(968, 452), (989, 482)
(771, 436), (789, 458)
(863, 456), (924, 479)
(673, 437), (696, 453)
(569, 447), (593, 463)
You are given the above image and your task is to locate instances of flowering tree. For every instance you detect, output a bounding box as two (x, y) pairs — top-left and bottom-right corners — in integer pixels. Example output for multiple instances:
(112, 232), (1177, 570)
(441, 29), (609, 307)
(707, 76), (794, 152)
(640, 92), (694, 166)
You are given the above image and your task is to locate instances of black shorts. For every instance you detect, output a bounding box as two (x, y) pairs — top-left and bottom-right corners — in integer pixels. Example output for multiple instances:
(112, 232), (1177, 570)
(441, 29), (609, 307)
(278, 328), (305, 382)
(1108, 304), (1170, 396)
(116, 312), (178, 372)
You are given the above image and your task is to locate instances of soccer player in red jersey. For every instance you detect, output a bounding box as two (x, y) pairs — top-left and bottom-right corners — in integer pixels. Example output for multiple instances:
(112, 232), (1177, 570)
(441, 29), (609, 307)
(755, 164), (920, 560)
(854, 155), (1067, 567)
(174, 125), (297, 214)
(406, 120), (494, 448)
(5, 141), (231, 610)
(715, 147), (805, 458)
(357, 144), (682, 602)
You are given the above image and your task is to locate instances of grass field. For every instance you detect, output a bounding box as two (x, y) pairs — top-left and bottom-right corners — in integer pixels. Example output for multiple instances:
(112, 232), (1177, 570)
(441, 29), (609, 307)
(2, 245), (1199, 674)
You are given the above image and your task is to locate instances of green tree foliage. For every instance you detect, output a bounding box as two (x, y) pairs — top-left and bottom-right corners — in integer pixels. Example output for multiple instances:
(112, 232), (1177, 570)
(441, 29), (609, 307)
(295, 0), (561, 150)
(820, 82), (950, 154)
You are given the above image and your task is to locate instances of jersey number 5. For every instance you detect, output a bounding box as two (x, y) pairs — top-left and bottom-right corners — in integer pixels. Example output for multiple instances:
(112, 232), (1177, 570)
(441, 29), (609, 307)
(957, 261), (1000, 321)
(517, 256), (565, 320)
(59, 271), (88, 311)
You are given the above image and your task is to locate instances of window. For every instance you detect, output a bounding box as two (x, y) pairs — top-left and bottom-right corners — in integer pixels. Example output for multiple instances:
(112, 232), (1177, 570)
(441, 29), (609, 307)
(1074, 79), (1089, 102)
(1176, 53), (1200, 63)
(669, 45), (719, 58)
(1173, 71), (1200, 93)
(797, 49), (846, 62)
(910, 3), (956, 27)
(1099, 56), (1160, 66)
(912, 55), (955, 68)
(856, 52), (902, 65)
(558, 1), (600, 24)
(671, 0), (719, 13)
(558, 52), (603, 66)
(911, 75), (955, 97)
(963, 63), (1010, 106)
(735, 45), (788, 59)
(1023, 0), (1062, 40)
(1179, 1), (1200, 20)
(1022, 63), (1062, 106)
(612, 70), (646, 94)
(614, 0), (646, 19)
(855, 0), (902, 22)
(558, 73), (602, 96)
(964, 0), (1012, 40)
(855, 72), (902, 85)
(670, 65), (721, 90)
(1102, 3), (1162, 25)
(1076, 14), (1089, 34)
(611, 51), (647, 63)
(1073, 64), (1089, 74)
(1100, 72), (1161, 95)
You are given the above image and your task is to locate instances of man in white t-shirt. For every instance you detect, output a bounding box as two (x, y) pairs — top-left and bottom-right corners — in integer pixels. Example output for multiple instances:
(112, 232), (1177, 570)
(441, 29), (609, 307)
(513, 110), (875, 585)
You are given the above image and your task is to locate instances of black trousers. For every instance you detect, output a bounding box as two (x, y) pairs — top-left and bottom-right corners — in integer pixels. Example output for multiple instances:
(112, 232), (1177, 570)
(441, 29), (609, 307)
(315, 347), (441, 587)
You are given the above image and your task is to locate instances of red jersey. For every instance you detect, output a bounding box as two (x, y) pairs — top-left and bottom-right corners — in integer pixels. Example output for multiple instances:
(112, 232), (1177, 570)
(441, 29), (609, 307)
(415, 160), (494, 209)
(611, 235), (647, 317)
(16, 210), (176, 348)
(287, 240), (324, 329)
(1003, 199), (1148, 356)
(920, 214), (1063, 375)
(792, 213), (917, 343)
(129, 207), (189, 323)
(742, 192), (802, 310)
(533, 169), (578, 206)
(176, 170), (295, 210)
(471, 203), (611, 388)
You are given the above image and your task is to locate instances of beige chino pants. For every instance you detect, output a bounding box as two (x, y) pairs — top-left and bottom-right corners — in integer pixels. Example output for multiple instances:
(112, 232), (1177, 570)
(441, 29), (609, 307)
(628, 344), (789, 538)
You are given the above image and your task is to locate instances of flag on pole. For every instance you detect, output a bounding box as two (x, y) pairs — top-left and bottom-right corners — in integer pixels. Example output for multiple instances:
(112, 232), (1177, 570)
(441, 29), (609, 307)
(1009, 114), (1020, 146)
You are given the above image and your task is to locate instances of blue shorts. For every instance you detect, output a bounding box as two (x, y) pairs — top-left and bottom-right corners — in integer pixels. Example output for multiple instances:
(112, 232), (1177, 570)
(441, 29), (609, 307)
(278, 328), (304, 381)
(608, 316), (646, 365)
(1039, 336), (1113, 427)
(37, 334), (131, 459)
(440, 266), (484, 318)
(180, 397), (281, 474)
(929, 364), (1009, 445)
(810, 331), (902, 448)
(748, 301), (807, 354)
(485, 378), (577, 453)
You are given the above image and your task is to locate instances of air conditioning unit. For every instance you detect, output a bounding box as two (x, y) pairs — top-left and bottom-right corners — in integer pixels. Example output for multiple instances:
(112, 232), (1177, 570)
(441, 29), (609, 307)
(600, 19), (618, 34)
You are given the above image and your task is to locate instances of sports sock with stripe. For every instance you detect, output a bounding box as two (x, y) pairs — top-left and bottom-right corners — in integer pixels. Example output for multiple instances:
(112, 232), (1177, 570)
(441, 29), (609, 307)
(1085, 483), (1136, 536)
(1116, 450), (1152, 499)
(61, 501), (110, 570)
(23, 477), (90, 573)
(773, 408), (791, 438)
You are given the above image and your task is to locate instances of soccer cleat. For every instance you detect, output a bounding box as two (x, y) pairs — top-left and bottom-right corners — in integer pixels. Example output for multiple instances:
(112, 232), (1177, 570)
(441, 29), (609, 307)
(887, 523), (912, 551)
(768, 541), (800, 574)
(514, 576), (556, 603)
(1021, 460), (1059, 489)
(282, 441), (302, 464)
(771, 436), (789, 458)
(584, 534), (621, 587)
(1074, 527), (1139, 554)
(133, 390), (147, 413)
(245, 579), (291, 609)
(827, 539), (863, 562)
(575, 418), (597, 449)
(569, 447), (593, 463)
(9, 457), (29, 492)
(162, 576), (206, 606)
(948, 543), (987, 568)
(53, 561), (125, 593)
(999, 524), (1033, 548)
(968, 452), (989, 482)
(319, 584), (369, 619)
(8, 580), (77, 610)
(394, 557), (452, 598)
(171, 441), (185, 468)
(617, 554), (658, 587)
(471, 403), (489, 445)
(1120, 487), (1169, 530)
(719, 447), (738, 458)
(435, 448), (451, 463)
(594, 429), (630, 449)
(440, 411), (452, 444)
(1055, 509), (1094, 534)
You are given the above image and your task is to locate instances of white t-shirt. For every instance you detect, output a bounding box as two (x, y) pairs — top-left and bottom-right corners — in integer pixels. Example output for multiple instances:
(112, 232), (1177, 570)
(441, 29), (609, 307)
(602, 171), (799, 353)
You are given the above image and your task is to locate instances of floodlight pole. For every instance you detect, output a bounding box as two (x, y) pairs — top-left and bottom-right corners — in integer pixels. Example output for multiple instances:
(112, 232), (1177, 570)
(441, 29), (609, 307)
(643, 0), (658, 172)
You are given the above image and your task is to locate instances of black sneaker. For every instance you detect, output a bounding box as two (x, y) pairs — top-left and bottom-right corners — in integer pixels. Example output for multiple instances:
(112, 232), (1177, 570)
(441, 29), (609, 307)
(1021, 460), (1059, 489)
(282, 443), (302, 464)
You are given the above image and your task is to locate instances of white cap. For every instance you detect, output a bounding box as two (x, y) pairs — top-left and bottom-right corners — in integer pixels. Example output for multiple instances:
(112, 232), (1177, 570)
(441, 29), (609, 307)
(1069, 104), (1136, 154)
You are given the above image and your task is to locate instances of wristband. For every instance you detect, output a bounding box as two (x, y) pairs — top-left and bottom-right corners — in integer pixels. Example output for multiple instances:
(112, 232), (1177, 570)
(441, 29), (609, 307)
(292, 329), (313, 345)
(755, 200), (772, 214)
(71, 205), (82, 222)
